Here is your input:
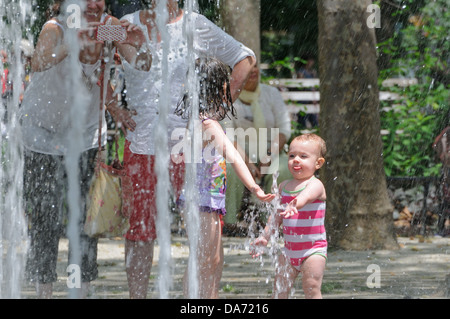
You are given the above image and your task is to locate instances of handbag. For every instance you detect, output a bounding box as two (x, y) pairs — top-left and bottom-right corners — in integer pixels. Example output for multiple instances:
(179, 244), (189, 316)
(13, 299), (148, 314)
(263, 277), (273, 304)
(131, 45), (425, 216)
(84, 157), (131, 238)
(84, 54), (133, 238)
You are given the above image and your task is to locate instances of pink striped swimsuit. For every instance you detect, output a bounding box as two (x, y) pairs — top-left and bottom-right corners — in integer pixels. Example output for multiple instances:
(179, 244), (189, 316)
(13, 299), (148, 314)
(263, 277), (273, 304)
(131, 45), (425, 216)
(280, 186), (327, 270)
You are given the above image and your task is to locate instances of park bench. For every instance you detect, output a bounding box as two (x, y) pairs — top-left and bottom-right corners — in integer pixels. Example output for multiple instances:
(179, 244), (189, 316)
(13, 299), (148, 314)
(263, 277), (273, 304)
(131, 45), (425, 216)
(266, 77), (417, 122)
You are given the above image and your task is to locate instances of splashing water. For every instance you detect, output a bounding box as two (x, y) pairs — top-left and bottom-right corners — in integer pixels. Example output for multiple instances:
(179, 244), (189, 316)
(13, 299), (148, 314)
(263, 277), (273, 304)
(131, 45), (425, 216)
(0, 0), (34, 298)
(1, 0), (105, 298)
(154, 0), (173, 299)
(267, 171), (282, 259)
(60, 0), (95, 299)
(182, 0), (201, 299)
(153, 0), (200, 299)
(0, 0), (212, 299)
(246, 171), (282, 273)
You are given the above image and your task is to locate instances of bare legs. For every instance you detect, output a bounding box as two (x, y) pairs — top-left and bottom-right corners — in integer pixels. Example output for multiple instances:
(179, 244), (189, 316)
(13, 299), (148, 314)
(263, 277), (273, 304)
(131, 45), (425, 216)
(37, 239), (155, 299)
(273, 253), (326, 299)
(36, 283), (53, 299)
(35, 282), (90, 299)
(125, 239), (154, 299)
(125, 213), (223, 299)
(184, 212), (223, 299)
(301, 255), (326, 298)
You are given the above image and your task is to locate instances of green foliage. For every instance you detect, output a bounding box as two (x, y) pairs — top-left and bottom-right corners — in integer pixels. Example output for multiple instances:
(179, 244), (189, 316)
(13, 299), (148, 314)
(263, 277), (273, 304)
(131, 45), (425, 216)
(260, 0), (318, 58)
(260, 55), (305, 79)
(378, 0), (449, 177)
(321, 281), (343, 294)
(379, 90), (443, 177)
(260, 0), (318, 77)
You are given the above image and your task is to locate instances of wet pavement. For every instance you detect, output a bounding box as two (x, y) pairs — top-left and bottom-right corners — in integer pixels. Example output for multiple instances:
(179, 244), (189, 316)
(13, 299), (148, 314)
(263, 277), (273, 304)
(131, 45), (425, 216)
(20, 235), (449, 299)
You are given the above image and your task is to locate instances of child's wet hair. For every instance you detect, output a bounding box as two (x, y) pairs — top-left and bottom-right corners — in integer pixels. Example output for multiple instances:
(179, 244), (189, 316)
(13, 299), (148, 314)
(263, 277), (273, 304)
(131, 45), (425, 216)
(175, 57), (236, 121)
(291, 133), (327, 158)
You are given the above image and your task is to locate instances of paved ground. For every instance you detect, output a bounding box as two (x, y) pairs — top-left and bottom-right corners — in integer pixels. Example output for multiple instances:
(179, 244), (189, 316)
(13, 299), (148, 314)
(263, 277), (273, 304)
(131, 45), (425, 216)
(20, 235), (449, 299)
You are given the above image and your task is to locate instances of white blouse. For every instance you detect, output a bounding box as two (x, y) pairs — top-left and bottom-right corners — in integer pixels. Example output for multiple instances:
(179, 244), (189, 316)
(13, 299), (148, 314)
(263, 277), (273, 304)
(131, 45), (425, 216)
(20, 19), (107, 156)
(120, 11), (255, 155)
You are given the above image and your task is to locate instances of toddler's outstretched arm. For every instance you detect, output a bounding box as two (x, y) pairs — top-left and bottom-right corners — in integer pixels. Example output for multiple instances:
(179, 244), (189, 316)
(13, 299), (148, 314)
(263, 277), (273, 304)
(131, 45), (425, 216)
(279, 178), (326, 218)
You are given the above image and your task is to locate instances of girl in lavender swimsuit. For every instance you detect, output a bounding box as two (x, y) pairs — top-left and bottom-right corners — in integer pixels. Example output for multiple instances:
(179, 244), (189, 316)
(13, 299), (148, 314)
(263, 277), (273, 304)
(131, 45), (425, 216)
(176, 57), (275, 299)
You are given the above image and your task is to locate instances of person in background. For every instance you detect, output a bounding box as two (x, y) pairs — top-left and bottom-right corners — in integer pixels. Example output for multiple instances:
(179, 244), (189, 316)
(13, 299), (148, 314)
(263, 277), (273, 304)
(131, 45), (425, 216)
(296, 56), (319, 128)
(1, 49), (11, 136)
(296, 56), (317, 79)
(19, 39), (34, 104)
(221, 63), (291, 226)
(1, 50), (12, 103)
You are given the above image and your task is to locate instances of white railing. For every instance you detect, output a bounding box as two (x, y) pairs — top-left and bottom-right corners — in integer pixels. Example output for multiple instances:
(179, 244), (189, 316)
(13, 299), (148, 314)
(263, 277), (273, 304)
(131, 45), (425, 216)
(267, 77), (417, 116)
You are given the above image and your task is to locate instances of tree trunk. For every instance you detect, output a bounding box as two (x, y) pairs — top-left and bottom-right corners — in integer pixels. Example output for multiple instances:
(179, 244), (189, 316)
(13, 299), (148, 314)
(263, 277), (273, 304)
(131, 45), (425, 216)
(220, 0), (261, 62)
(317, 0), (398, 250)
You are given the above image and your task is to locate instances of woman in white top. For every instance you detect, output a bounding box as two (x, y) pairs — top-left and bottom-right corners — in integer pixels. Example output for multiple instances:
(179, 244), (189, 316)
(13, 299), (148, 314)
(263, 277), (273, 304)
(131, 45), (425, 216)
(20, 0), (148, 298)
(109, 0), (256, 299)
(220, 64), (292, 224)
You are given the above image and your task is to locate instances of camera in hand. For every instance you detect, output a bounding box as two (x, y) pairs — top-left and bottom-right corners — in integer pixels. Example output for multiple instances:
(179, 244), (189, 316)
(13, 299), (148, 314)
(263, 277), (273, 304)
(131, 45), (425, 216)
(96, 25), (127, 42)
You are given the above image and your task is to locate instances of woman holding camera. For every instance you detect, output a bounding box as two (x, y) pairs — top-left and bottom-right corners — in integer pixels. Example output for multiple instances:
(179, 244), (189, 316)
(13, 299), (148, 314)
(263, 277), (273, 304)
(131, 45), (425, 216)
(20, 0), (147, 298)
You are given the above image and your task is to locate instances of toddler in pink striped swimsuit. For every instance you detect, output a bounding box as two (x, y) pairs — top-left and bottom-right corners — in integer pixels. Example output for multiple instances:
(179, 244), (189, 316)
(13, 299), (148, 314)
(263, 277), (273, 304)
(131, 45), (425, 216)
(251, 133), (327, 299)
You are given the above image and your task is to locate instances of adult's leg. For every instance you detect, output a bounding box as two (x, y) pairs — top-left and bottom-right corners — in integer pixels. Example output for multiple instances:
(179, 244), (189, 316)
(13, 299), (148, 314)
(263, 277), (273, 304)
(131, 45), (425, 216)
(67, 148), (99, 298)
(24, 151), (65, 298)
(125, 239), (155, 299)
(123, 147), (155, 298)
(123, 142), (185, 298)
(35, 283), (53, 299)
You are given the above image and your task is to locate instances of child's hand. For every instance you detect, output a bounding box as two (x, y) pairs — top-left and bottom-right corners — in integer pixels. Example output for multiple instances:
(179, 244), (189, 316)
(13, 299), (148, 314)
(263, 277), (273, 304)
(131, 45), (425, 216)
(251, 185), (276, 202)
(107, 104), (137, 136)
(250, 236), (268, 258)
(279, 198), (298, 218)
(78, 24), (104, 48)
(120, 20), (147, 49)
